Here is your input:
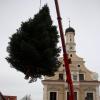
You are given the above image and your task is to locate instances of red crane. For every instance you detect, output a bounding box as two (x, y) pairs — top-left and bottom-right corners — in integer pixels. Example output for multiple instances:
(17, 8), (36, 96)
(54, 0), (74, 100)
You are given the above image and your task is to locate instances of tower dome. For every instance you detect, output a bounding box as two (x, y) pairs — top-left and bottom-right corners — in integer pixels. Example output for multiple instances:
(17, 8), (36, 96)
(65, 26), (76, 52)
(65, 27), (75, 35)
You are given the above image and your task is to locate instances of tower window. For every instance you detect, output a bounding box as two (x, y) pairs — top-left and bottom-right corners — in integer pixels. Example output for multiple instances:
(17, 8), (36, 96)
(78, 65), (80, 67)
(70, 54), (72, 57)
(63, 64), (65, 67)
(59, 74), (63, 80)
(70, 47), (73, 50)
(50, 92), (57, 100)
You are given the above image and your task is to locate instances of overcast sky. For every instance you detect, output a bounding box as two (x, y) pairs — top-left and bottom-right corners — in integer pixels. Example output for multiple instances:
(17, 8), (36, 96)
(0, 0), (100, 100)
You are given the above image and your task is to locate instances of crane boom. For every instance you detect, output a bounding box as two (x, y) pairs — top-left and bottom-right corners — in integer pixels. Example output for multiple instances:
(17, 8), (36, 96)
(54, 0), (74, 100)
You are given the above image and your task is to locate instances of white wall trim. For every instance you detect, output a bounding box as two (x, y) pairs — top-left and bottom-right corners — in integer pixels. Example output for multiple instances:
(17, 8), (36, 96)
(43, 85), (47, 100)
(96, 86), (99, 100)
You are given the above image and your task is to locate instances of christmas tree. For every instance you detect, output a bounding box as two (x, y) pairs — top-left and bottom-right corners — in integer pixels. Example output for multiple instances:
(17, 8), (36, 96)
(6, 5), (61, 82)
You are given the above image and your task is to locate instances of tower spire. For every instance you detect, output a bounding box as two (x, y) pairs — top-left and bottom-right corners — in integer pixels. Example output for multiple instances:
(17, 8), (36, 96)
(68, 18), (70, 27)
(65, 24), (76, 52)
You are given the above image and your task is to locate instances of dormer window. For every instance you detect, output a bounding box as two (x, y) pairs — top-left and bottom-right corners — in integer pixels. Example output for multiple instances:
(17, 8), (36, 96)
(79, 74), (84, 81)
(73, 74), (78, 81)
(59, 74), (63, 80)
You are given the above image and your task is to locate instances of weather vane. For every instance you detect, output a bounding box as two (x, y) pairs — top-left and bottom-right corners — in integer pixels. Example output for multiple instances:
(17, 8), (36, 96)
(68, 18), (71, 27)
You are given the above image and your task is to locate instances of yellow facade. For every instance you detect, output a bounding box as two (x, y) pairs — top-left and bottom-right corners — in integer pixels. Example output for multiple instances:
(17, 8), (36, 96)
(42, 27), (100, 100)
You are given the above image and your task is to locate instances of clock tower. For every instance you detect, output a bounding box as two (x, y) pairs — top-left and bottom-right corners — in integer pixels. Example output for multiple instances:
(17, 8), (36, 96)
(42, 26), (100, 100)
(65, 27), (76, 53)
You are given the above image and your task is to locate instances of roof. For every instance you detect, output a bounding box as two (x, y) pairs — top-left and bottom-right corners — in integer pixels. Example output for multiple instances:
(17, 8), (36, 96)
(65, 27), (75, 35)
(0, 92), (6, 100)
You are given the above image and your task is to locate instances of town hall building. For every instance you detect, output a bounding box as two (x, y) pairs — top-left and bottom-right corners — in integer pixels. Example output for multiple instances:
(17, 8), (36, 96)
(42, 26), (100, 100)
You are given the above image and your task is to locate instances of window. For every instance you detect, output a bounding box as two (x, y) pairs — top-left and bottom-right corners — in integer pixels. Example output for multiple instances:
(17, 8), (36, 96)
(70, 47), (73, 50)
(50, 92), (57, 100)
(79, 74), (84, 81)
(73, 74), (77, 81)
(70, 54), (72, 57)
(86, 93), (93, 100)
(67, 92), (77, 100)
(74, 92), (77, 100)
(67, 92), (70, 100)
(77, 65), (80, 67)
(59, 74), (63, 80)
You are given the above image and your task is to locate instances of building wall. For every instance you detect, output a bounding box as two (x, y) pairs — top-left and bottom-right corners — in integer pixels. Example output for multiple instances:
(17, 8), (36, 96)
(0, 92), (5, 100)
(48, 84), (65, 100)
(42, 27), (100, 100)
(4, 96), (17, 100)
(42, 53), (100, 100)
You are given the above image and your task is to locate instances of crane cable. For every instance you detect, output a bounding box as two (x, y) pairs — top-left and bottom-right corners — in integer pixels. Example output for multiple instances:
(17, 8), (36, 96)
(39, 0), (41, 10)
